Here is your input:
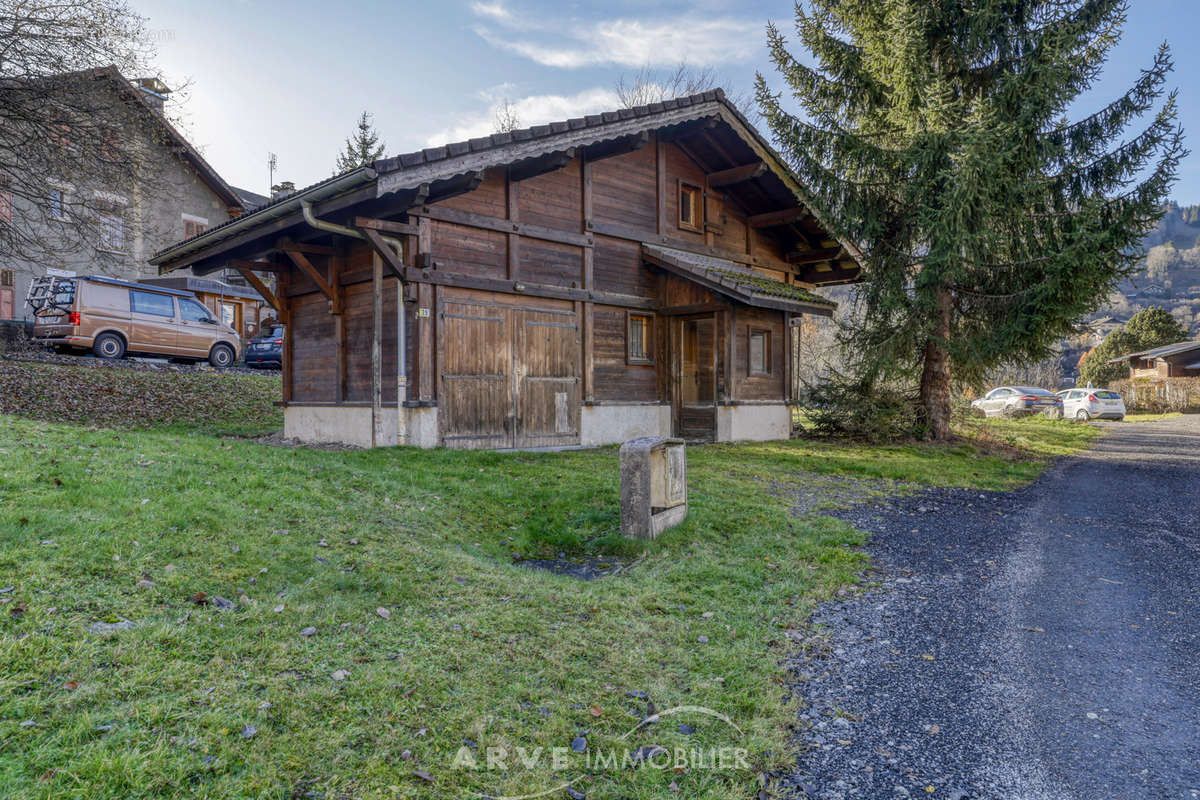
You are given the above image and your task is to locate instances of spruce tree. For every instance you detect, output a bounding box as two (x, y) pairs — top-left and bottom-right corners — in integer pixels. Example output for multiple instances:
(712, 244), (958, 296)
(758, 0), (1185, 439)
(335, 111), (386, 174)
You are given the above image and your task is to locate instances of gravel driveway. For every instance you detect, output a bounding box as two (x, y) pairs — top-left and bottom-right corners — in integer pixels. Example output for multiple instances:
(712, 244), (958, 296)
(784, 416), (1200, 800)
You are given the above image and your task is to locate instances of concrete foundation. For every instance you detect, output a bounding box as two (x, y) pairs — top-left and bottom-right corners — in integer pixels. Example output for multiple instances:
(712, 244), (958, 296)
(283, 405), (442, 448)
(716, 403), (792, 443)
(406, 406), (440, 449)
(580, 404), (671, 447)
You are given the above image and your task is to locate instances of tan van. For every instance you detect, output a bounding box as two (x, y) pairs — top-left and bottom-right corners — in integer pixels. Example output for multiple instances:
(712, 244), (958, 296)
(27, 275), (241, 368)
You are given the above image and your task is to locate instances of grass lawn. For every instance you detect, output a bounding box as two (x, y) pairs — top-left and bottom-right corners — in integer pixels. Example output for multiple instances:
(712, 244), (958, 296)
(0, 409), (1100, 799)
(1121, 411), (1184, 423)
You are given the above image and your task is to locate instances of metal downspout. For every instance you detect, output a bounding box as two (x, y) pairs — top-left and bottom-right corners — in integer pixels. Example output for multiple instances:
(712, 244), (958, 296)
(300, 201), (409, 447)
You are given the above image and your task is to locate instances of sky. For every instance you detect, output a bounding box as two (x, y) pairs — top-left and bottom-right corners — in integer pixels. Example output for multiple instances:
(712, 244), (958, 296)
(136, 0), (1200, 203)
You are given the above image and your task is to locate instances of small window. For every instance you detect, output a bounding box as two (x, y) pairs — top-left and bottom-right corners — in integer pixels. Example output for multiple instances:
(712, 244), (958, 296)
(221, 302), (237, 329)
(748, 327), (771, 376)
(627, 312), (653, 365)
(97, 202), (124, 251)
(49, 189), (64, 219)
(184, 218), (208, 239)
(179, 298), (213, 322)
(678, 181), (702, 233)
(130, 290), (175, 317)
(1, 269), (14, 287)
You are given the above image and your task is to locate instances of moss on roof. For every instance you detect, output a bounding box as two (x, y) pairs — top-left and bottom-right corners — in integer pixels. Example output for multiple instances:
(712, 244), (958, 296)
(703, 266), (835, 307)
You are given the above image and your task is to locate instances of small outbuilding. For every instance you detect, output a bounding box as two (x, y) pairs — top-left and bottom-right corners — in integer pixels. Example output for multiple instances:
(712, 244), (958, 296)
(149, 91), (862, 448)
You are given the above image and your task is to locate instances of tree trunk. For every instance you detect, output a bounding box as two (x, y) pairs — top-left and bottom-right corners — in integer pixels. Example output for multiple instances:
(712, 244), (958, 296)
(919, 289), (954, 440)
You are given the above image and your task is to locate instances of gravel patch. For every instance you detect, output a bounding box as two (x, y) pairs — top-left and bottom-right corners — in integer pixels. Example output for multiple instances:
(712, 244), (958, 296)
(779, 416), (1200, 799)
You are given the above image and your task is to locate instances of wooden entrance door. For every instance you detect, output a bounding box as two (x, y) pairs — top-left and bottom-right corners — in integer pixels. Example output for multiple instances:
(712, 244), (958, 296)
(514, 307), (580, 448)
(441, 299), (513, 449)
(439, 295), (581, 449)
(676, 316), (717, 441)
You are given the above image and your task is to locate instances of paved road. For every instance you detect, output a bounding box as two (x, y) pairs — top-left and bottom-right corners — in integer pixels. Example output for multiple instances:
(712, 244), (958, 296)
(785, 417), (1200, 800)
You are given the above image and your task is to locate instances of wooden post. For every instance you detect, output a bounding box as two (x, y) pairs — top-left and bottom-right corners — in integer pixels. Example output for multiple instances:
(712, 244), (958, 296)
(506, 175), (520, 281)
(332, 243), (346, 403)
(372, 251), (383, 447)
(656, 135), (668, 237)
(278, 269), (293, 404)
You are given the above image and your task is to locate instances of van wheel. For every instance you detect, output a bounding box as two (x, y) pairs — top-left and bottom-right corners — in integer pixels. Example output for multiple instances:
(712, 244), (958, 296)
(93, 333), (125, 359)
(208, 343), (236, 369)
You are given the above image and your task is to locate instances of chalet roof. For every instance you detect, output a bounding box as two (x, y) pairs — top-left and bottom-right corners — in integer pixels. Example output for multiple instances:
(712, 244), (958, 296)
(642, 244), (836, 316)
(1109, 339), (1200, 364)
(151, 89), (864, 278)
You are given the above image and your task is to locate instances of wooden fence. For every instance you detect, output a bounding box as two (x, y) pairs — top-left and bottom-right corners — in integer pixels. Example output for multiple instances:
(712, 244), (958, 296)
(1110, 377), (1200, 412)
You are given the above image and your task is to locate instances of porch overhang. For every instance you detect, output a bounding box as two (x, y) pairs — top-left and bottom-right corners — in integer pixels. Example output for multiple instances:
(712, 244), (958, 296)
(642, 244), (837, 317)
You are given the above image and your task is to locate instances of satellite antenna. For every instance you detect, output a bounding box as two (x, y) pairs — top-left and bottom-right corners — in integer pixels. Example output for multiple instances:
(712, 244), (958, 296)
(268, 152), (277, 191)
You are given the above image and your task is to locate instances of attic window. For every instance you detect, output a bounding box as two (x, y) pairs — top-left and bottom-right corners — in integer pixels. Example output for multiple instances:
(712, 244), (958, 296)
(678, 181), (702, 233)
(184, 217), (208, 239)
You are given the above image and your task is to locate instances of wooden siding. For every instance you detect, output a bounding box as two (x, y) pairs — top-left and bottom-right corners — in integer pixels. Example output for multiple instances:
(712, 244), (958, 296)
(730, 306), (786, 401)
(592, 304), (657, 402)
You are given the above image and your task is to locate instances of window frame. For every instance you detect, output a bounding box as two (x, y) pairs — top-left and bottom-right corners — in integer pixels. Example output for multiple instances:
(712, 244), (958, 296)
(48, 188), (64, 219)
(129, 289), (176, 318)
(96, 201), (125, 253)
(747, 326), (772, 377)
(626, 311), (654, 366)
(179, 298), (214, 323)
(677, 180), (703, 233)
(183, 214), (209, 240)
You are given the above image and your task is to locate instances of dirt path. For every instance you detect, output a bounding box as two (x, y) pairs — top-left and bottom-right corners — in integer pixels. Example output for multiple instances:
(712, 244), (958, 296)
(784, 417), (1200, 800)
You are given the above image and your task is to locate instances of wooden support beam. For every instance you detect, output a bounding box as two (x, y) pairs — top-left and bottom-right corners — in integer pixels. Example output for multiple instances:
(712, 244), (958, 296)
(797, 264), (862, 285)
(277, 239), (334, 256)
(229, 259), (286, 273)
(371, 251), (383, 448)
(748, 208), (810, 228)
(785, 246), (843, 265)
(281, 244), (336, 303)
(360, 228), (407, 280)
(508, 148), (575, 183)
(707, 162), (767, 188)
(354, 216), (420, 236)
(232, 265), (283, 312)
(406, 204), (593, 248)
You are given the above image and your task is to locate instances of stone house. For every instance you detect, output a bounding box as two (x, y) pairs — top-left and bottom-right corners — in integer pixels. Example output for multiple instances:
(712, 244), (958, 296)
(0, 67), (246, 324)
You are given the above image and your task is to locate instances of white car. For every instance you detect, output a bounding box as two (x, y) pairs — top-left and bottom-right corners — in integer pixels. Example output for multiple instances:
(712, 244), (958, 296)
(1056, 388), (1125, 421)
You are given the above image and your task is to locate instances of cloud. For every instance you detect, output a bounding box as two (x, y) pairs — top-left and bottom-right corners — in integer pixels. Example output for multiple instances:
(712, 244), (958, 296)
(469, 1), (511, 22)
(470, 6), (761, 68)
(420, 86), (622, 146)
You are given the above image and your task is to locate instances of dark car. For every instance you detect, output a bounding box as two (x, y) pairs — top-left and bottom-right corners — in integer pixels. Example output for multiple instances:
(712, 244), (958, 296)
(245, 324), (284, 369)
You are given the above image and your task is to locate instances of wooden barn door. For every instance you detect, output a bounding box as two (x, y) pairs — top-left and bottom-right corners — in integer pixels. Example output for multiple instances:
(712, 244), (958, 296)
(514, 307), (580, 448)
(440, 300), (513, 449)
(439, 294), (581, 449)
(675, 315), (717, 442)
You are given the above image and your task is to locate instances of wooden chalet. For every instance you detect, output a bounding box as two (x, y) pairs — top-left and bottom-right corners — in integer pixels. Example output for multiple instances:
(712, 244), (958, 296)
(150, 91), (862, 449)
(1114, 340), (1200, 379)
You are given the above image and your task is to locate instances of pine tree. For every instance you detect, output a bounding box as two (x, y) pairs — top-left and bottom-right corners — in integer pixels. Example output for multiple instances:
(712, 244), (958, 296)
(758, 0), (1185, 439)
(335, 111), (386, 174)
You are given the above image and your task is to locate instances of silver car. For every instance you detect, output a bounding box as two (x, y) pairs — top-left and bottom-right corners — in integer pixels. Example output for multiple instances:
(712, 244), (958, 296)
(971, 386), (1063, 418)
(1056, 388), (1125, 421)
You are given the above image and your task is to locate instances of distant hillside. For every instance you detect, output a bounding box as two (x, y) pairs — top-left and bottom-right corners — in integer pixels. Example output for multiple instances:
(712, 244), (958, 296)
(1144, 202), (1200, 250)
